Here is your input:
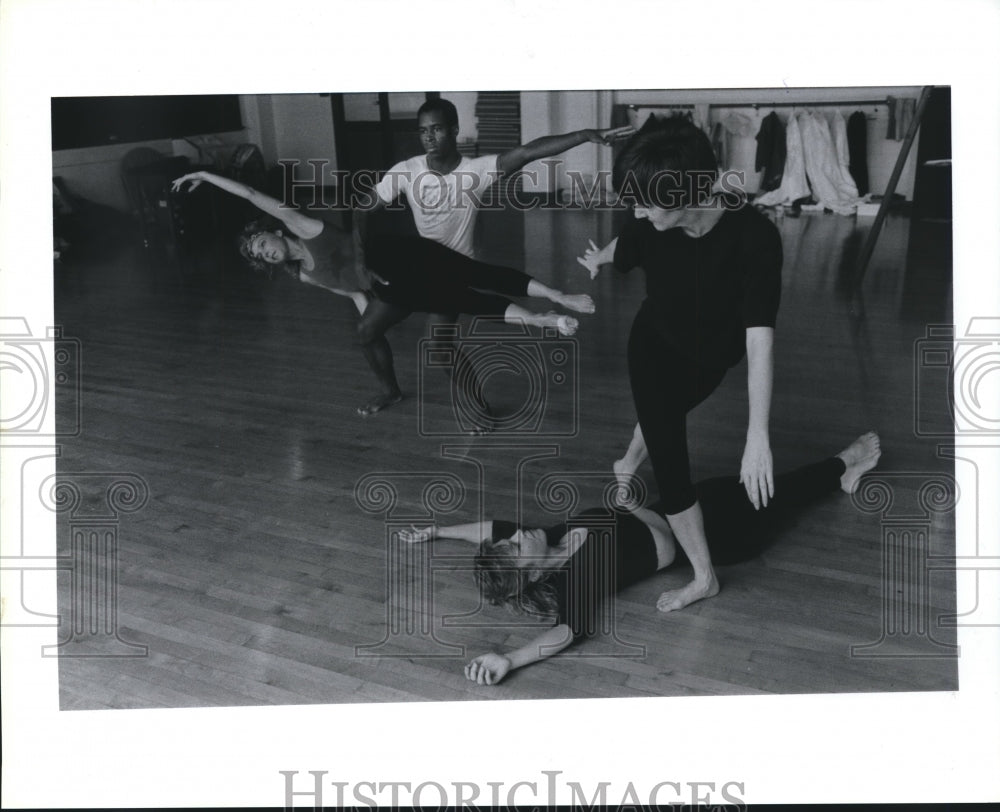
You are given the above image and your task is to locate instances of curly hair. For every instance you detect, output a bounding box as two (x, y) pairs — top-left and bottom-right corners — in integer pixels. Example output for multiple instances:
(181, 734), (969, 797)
(473, 538), (559, 618)
(612, 114), (719, 209)
(236, 218), (299, 280)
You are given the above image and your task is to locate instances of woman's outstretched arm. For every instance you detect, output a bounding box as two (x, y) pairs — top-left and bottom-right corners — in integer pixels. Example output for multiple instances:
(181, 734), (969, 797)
(464, 623), (573, 685)
(398, 521), (492, 546)
(171, 170), (322, 239)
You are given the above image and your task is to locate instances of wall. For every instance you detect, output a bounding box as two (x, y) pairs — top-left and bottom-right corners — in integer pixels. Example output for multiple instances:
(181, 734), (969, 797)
(52, 96), (258, 212)
(519, 90), (613, 194)
(264, 94), (338, 183)
(444, 91), (478, 144)
(250, 91), (478, 184)
(520, 87), (926, 200)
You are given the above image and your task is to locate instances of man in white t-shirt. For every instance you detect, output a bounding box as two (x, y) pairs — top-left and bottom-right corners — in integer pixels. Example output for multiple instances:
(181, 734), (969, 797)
(352, 97), (631, 419)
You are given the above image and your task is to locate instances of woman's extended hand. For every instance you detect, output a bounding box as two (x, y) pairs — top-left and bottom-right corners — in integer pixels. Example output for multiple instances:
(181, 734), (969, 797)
(398, 525), (435, 544)
(739, 432), (774, 510)
(464, 652), (511, 685)
(576, 239), (603, 279)
(170, 171), (208, 193)
(583, 125), (636, 145)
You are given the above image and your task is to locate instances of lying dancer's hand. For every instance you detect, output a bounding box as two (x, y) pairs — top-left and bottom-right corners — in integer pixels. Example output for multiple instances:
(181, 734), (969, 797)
(465, 652), (511, 685)
(399, 525), (434, 544)
(739, 432), (774, 510)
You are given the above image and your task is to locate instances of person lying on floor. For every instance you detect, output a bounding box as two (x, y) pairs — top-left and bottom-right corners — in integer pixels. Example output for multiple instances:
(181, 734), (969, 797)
(401, 432), (881, 685)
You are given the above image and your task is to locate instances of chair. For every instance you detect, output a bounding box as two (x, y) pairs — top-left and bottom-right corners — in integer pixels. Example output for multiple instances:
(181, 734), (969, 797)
(120, 148), (191, 250)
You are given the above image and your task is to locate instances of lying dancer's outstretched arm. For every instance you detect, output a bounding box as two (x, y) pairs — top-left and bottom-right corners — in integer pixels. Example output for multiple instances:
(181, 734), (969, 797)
(465, 624), (574, 686)
(576, 237), (618, 279)
(171, 171), (321, 240)
(399, 521), (492, 545)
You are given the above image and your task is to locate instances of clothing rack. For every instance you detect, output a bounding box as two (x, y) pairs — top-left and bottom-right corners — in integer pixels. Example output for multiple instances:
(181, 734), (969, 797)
(628, 99), (895, 111)
(712, 99), (890, 109)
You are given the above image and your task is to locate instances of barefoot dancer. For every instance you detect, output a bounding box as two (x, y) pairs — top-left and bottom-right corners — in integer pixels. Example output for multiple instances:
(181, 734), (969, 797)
(403, 433), (881, 685)
(171, 170), (593, 410)
(353, 97), (633, 418)
(577, 115), (783, 613)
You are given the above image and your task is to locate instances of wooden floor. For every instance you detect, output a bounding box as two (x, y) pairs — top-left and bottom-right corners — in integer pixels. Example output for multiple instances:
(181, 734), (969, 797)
(53, 203), (958, 708)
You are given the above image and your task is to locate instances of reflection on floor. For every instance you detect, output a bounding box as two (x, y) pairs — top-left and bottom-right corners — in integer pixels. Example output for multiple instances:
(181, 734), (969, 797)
(52, 204), (957, 707)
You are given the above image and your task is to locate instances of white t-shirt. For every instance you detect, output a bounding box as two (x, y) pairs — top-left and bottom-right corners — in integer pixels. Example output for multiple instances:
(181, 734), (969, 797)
(374, 154), (499, 257)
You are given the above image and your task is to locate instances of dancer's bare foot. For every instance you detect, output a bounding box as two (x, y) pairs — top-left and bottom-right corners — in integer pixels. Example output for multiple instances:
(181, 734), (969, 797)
(836, 431), (882, 494)
(656, 575), (720, 613)
(357, 391), (403, 417)
(556, 293), (596, 314)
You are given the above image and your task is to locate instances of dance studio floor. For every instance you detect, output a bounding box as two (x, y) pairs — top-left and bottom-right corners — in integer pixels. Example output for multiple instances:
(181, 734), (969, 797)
(52, 203), (958, 707)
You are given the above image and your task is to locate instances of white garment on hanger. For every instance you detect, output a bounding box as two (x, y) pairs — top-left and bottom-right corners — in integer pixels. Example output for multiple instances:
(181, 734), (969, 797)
(722, 112), (755, 137)
(753, 112), (810, 207)
(799, 110), (860, 215)
(831, 110), (859, 195)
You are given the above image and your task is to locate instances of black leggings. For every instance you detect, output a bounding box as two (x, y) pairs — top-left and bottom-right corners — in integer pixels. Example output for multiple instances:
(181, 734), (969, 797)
(542, 457), (846, 587)
(366, 236), (531, 316)
(654, 456), (846, 567)
(356, 236), (534, 403)
(628, 306), (728, 515)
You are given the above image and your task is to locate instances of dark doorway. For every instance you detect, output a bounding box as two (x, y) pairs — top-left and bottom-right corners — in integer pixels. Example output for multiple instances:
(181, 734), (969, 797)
(330, 91), (439, 174)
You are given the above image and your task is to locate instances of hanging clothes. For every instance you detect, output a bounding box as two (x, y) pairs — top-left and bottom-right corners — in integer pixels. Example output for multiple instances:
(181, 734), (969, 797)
(755, 111), (786, 193)
(897, 97), (916, 139)
(831, 111), (856, 191)
(886, 95), (916, 140)
(798, 110), (860, 215)
(722, 112), (755, 138)
(753, 112), (810, 208)
(847, 110), (869, 195)
(711, 121), (728, 169)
